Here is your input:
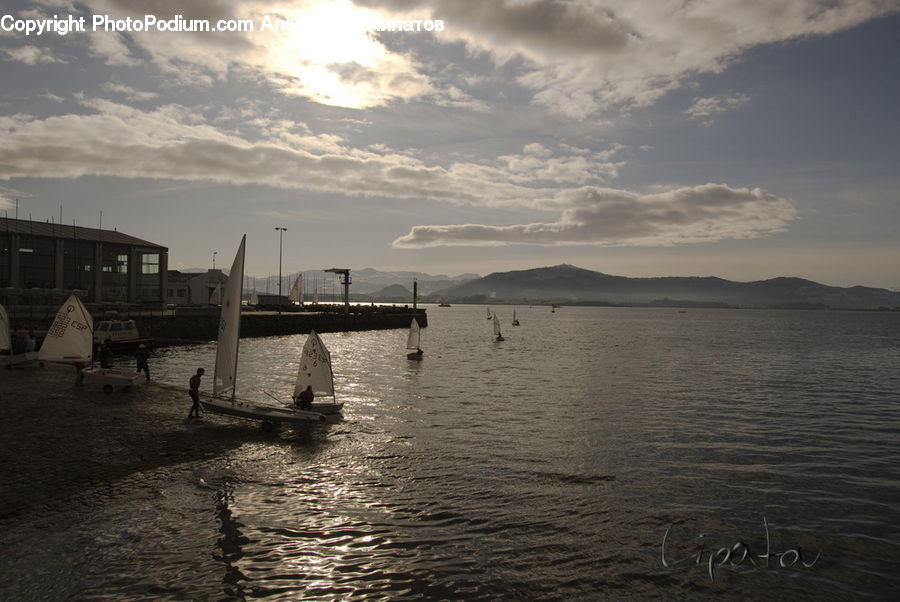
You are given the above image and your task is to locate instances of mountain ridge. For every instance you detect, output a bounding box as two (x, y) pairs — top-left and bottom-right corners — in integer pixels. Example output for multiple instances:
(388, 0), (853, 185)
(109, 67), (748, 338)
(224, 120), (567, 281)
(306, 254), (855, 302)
(432, 264), (900, 309)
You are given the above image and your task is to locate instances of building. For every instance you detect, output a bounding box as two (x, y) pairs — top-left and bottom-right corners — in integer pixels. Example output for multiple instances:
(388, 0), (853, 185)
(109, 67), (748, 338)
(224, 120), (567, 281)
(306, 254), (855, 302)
(0, 217), (167, 304)
(165, 269), (228, 306)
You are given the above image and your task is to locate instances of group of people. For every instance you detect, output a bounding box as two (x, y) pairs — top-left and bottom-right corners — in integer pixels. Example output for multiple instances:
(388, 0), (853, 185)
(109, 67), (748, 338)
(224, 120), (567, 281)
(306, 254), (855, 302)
(75, 341), (152, 384)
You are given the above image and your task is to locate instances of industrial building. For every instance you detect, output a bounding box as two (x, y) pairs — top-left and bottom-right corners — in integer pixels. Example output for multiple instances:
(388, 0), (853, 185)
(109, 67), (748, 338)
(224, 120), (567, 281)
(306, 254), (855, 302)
(0, 217), (168, 305)
(165, 269), (228, 306)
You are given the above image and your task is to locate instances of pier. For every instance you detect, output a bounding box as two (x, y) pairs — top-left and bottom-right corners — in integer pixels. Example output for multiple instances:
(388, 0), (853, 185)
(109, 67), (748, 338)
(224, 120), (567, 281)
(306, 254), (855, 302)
(1, 300), (427, 347)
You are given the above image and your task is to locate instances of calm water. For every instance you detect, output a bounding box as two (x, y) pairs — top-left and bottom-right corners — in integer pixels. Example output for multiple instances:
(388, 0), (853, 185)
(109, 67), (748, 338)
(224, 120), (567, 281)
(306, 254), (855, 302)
(4, 306), (900, 599)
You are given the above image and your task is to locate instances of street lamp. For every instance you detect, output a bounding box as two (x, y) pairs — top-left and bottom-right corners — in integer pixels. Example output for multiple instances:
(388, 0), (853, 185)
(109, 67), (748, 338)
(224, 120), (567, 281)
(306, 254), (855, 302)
(275, 227), (287, 298)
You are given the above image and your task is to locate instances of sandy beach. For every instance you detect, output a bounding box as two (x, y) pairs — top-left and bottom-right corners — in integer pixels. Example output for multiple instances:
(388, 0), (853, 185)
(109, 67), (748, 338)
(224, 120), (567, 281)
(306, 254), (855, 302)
(0, 362), (249, 523)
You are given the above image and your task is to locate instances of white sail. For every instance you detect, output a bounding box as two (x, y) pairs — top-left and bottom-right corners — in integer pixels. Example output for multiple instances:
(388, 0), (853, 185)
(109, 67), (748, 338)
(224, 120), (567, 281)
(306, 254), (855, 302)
(406, 317), (421, 349)
(294, 330), (335, 399)
(38, 295), (93, 363)
(0, 304), (10, 351)
(486, 306), (491, 319)
(313, 287), (319, 304)
(209, 283), (222, 305)
(493, 313), (502, 337)
(289, 274), (303, 303)
(213, 235), (245, 399)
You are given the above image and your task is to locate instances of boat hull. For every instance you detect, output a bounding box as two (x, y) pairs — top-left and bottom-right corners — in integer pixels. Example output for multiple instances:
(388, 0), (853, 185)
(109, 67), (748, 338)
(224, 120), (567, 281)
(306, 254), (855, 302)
(310, 402), (343, 414)
(0, 351), (41, 368)
(201, 398), (326, 423)
(83, 368), (146, 393)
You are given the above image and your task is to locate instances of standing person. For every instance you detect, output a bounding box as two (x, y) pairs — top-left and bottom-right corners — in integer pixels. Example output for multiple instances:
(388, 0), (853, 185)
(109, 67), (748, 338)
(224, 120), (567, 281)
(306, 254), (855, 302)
(98, 338), (112, 368)
(135, 344), (150, 380)
(24, 331), (36, 352)
(188, 368), (204, 418)
(295, 385), (314, 410)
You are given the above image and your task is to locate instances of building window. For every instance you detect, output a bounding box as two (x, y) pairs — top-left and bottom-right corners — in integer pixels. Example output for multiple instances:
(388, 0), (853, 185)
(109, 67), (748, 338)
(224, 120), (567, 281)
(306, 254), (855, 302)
(101, 244), (129, 302)
(141, 253), (160, 274)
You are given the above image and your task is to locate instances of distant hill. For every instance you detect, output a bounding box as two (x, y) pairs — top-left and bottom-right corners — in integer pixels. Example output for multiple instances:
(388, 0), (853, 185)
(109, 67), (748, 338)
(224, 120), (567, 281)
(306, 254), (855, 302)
(370, 284), (413, 301)
(350, 268), (479, 295)
(433, 264), (900, 310)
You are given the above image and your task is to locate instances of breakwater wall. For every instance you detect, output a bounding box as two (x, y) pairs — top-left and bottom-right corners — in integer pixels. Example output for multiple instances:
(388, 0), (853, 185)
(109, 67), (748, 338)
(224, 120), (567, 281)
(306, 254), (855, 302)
(140, 308), (427, 345)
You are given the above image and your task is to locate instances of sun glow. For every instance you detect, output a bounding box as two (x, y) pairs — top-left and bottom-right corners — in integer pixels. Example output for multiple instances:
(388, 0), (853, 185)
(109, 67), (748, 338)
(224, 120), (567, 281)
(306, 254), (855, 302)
(255, 0), (431, 109)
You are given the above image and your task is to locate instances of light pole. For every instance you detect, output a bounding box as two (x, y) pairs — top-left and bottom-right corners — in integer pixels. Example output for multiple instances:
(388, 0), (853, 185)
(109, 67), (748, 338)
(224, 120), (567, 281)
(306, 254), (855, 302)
(212, 251), (217, 270)
(275, 226), (287, 298)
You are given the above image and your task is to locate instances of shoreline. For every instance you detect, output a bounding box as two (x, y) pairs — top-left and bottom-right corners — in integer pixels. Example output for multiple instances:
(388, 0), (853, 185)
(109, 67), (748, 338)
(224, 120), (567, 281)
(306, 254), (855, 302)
(0, 363), (273, 523)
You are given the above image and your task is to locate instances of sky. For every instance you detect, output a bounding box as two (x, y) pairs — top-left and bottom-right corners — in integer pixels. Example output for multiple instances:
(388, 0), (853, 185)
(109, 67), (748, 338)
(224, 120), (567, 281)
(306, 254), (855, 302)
(1, 0), (898, 288)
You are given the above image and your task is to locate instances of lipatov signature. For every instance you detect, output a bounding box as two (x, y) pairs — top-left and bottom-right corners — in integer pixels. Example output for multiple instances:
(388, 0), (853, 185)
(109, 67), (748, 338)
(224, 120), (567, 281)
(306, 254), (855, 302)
(661, 517), (821, 581)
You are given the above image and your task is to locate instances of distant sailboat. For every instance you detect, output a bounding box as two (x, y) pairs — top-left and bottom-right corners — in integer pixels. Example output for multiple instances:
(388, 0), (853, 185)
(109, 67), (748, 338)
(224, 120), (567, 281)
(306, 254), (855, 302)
(493, 313), (504, 341)
(406, 317), (423, 360)
(209, 283), (222, 305)
(294, 330), (343, 414)
(289, 274), (303, 305)
(201, 236), (325, 425)
(512, 309), (520, 326)
(486, 306), (492, 320)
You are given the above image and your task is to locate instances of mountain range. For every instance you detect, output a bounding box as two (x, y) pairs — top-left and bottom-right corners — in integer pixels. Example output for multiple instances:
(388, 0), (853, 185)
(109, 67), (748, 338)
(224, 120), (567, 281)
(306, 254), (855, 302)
(430, 265), (900, 310)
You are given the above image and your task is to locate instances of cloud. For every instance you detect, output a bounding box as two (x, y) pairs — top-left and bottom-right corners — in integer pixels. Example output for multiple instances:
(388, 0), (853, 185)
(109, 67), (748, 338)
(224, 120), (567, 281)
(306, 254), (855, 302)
(392, 183), (797, 247)
(3, 45), (65, 65)
(358, 0), (897, 117)
(77, 0), (436, 107)
(685, 93), (750, 123)
(40, 91), (66, 103)
(101, 82), (159, 102)
(0, 98), (595, 207)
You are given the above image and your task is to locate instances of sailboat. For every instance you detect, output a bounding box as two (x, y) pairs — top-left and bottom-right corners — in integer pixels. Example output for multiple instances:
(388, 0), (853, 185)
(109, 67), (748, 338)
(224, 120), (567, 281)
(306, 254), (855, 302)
(289, 274), (303, 305)
(486, 306), (492, 320)
(512, 309), (520, 327)
(493, 313), (504, 341)
(200, 237), (326, 425)
(38, 295), (144, 393)
(209, 283), (222, 305)
(406, 317), (423, 360)
(0, 304), (41, 368)
(293, 330), (343, 414)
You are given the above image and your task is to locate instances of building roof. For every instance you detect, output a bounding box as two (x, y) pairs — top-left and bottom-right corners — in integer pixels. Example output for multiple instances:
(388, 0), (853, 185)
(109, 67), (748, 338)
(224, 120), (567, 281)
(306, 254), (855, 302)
(0, 217), (166, 250)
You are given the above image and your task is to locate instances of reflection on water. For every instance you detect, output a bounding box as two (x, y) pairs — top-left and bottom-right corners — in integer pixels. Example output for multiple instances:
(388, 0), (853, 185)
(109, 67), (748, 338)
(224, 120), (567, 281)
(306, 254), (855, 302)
(2, 306), (900, 599)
